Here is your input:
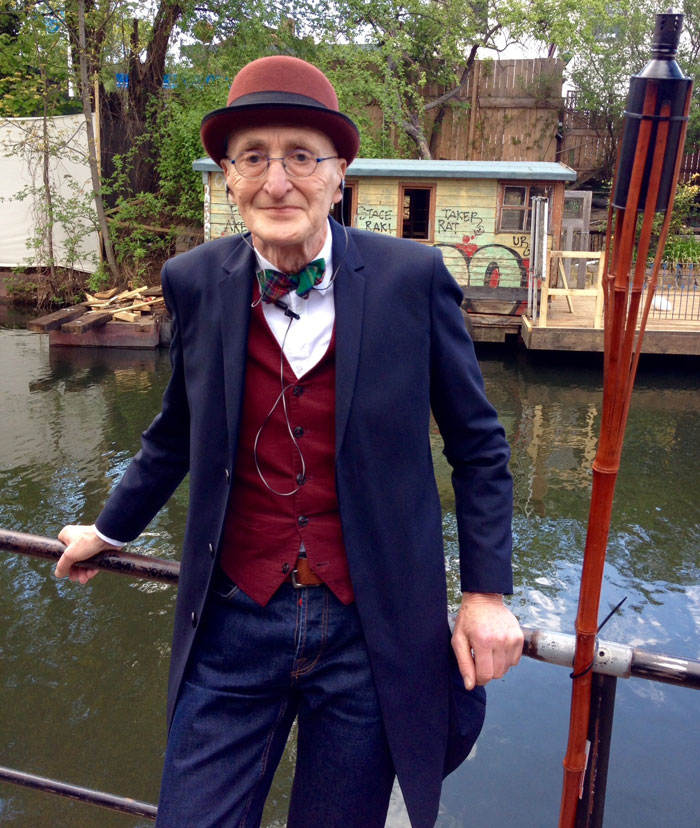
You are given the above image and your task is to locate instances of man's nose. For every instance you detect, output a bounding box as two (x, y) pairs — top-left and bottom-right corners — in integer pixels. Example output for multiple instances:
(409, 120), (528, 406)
(264, 158), (292, 196)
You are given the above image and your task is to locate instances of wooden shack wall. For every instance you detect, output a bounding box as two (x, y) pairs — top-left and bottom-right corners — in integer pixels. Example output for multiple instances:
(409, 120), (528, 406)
(204, 171), (562, 290)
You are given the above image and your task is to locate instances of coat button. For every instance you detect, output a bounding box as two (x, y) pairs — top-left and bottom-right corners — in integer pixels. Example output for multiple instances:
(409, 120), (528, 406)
(191, 611), (198, 628)
(282, 562), (290, 574)
(225, 468), (230, 482)
(293, 426), (304, 437)
(208, 543), (215, 557)
(297, 515), (309, 527)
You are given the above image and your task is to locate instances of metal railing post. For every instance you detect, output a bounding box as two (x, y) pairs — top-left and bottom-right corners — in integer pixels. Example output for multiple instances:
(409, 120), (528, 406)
(575, 673), (617, 828)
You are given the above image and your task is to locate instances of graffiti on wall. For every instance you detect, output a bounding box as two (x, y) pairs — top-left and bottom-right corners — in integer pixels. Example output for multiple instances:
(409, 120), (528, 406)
(436, 208), (485, 237)
(435, 234), (530, 288)
(219, 212), (249, 236)
(356, 205), (395, 233)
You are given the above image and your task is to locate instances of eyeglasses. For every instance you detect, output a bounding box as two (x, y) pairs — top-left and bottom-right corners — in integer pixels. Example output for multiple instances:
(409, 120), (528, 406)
(227, 150), (338, 179)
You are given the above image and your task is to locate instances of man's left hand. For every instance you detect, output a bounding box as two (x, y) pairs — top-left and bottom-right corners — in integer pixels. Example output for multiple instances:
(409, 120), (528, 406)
(451, 592), (523, 690)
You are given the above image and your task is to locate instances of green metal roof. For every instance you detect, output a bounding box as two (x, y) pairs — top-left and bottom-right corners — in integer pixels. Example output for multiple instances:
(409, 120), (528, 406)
(192, 156), (577, 181)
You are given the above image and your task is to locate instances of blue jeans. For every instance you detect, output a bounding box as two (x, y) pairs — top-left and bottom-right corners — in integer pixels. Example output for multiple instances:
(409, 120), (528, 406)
(156, 571), (396, 828)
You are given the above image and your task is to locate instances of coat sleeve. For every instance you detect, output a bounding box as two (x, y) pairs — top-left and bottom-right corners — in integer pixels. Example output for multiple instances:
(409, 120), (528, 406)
(94, 261), (191, 542)
(428, 249), (514, 594)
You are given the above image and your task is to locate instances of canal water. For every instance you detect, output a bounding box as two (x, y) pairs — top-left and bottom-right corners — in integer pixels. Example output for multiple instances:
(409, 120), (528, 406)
(0, 310), (698, 827)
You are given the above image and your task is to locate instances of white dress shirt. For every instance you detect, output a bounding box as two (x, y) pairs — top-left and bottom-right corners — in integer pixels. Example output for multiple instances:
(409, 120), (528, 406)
(94, 220), (337, 548)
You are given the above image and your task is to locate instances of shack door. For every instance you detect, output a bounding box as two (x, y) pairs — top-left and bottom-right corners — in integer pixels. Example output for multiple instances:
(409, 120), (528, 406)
(561, 191), (592, 288)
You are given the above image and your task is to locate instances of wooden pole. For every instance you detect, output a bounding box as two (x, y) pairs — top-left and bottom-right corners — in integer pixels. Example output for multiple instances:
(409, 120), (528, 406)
(467, 61), (479, 156)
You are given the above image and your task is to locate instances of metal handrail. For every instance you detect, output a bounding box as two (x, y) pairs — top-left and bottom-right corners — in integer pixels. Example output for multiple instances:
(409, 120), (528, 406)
(2, 529), (699, 689)
(0, 765), (157, 819)
(0, 528), (179, 583)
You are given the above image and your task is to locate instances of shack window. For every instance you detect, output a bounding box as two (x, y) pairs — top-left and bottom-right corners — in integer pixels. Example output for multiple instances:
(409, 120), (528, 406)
(399, 184), (435, 240)
(498, 184), (552, 232)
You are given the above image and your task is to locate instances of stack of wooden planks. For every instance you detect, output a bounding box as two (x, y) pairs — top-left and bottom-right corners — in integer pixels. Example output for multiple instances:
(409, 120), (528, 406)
(28, 286), (165, 335)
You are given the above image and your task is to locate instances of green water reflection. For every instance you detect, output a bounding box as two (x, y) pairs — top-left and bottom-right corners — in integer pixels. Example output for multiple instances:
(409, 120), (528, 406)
(0, 326), (698, 827)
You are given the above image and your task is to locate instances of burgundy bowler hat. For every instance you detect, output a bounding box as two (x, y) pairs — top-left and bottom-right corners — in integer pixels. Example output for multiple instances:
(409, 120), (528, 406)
(200, 56), (360, 166)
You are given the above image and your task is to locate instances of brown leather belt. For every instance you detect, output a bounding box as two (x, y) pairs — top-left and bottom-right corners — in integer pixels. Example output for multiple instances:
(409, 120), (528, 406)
(287, 557), (324, 588)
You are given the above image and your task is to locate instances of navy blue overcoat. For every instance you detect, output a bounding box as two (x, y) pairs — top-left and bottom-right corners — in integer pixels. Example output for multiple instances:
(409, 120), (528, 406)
(96, 219), (514, 828)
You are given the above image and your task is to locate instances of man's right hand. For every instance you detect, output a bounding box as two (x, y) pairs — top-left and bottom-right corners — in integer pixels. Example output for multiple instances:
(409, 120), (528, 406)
(55, 525), (120, 584)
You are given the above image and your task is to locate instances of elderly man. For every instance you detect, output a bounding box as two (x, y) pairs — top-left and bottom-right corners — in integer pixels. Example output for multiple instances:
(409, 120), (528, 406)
(56, 56), (523, 828)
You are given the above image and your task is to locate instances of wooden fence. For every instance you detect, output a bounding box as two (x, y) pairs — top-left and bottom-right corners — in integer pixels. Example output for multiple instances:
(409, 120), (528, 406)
(366, 63), (699, 182)
(427, 58), (565, 162)
(364, 59), (566, 163)
(559, 91), (700, 185)
(680, 149), (700, 182)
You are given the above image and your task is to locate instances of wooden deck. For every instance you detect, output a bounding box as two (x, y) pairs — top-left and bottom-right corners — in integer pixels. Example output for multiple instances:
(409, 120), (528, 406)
(521, 294), (700, 355)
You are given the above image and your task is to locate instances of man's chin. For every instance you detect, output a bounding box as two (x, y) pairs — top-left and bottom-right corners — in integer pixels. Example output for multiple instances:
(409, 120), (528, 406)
(251, 222), (317, 249)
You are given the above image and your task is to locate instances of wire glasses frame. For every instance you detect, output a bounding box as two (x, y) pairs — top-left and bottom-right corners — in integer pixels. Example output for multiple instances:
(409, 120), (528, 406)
(227, 150), (339, 179)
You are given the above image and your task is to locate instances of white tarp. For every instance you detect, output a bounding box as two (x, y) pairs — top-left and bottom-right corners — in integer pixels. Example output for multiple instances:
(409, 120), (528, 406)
(0, 113), (99, 272)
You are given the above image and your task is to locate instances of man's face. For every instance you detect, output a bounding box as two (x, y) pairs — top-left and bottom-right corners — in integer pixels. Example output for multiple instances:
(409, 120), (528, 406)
(222, 125), (347, 267)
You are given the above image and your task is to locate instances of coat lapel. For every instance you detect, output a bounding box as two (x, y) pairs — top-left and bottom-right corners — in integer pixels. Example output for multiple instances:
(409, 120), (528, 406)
(217, 237), (256, 455)
(331, 221), (366, 458)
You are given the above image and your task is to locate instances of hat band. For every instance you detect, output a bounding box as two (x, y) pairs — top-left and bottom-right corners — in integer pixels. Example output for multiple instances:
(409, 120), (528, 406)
(227, 91), (333, 110)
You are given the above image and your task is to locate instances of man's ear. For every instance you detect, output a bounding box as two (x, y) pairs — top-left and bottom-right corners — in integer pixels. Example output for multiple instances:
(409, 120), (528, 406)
(333, 159), (348, 202)
(224, 176), (236, 206)
(220, 160), (236, 204)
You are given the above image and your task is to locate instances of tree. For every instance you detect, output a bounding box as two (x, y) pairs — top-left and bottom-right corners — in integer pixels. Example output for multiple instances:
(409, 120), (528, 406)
(312, 0), (533, 159)
(76, 0), (118, 279)
(540, 0), (700, 182)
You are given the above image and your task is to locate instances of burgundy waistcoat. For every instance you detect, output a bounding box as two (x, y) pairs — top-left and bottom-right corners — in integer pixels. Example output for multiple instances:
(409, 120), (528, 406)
(219, 299), (354, 606)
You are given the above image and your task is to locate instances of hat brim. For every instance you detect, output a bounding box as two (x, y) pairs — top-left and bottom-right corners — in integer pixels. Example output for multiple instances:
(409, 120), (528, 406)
(200, 100), (360, 166)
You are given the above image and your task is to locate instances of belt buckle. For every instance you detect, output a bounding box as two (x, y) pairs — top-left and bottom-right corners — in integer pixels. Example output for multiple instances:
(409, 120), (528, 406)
(290, 567), (321, 589)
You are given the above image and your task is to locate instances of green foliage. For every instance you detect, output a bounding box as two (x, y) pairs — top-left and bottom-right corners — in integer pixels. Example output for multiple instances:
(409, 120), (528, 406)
(106, 191), (177, 285)
(0, 2), (79, 118)
(652, 176), (700, 238)
(668, 176), (700, 234)
(87, 263), (112, 293)
(662, 235), (700, 262)
(154, 76), (230, 223)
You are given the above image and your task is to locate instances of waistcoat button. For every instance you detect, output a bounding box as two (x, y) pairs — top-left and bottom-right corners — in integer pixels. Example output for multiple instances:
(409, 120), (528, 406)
(293, 386), (305, 396)
(282, 562), (290, 574)
(293, 426), (304, 437)
(297, 515), (309, 527)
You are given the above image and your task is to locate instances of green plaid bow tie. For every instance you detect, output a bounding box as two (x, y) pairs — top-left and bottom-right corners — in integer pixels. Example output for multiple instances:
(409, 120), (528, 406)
(258, 259), (326, 304)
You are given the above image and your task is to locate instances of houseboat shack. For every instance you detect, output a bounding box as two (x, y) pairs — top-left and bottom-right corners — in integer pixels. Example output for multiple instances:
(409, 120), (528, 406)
(192, 157), (578, 342)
